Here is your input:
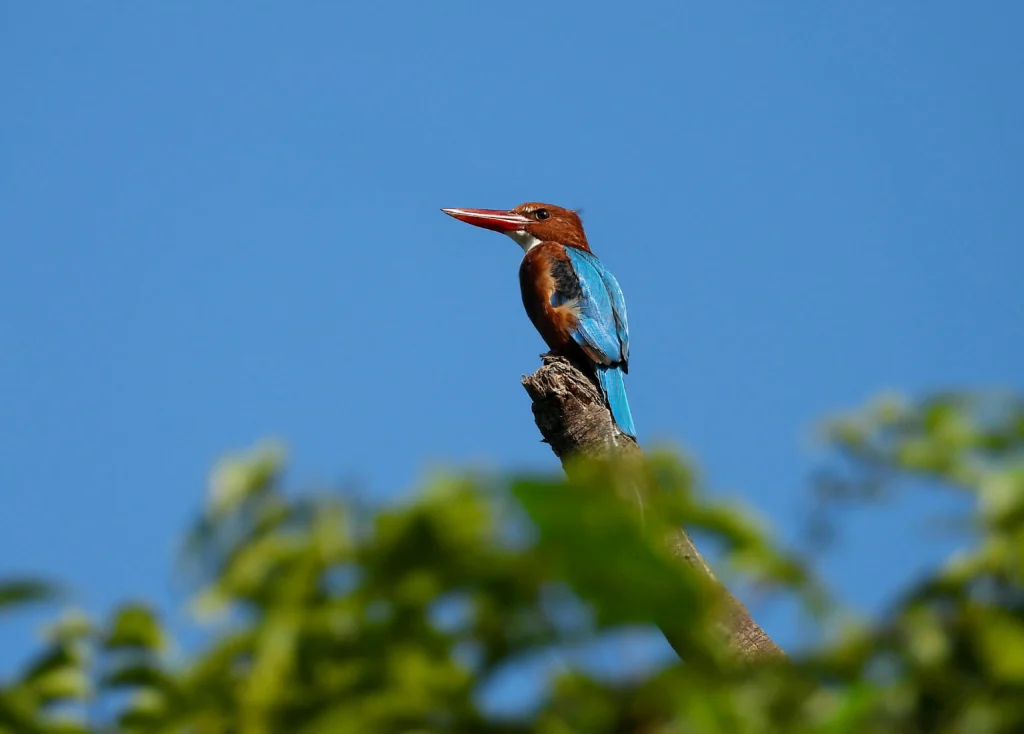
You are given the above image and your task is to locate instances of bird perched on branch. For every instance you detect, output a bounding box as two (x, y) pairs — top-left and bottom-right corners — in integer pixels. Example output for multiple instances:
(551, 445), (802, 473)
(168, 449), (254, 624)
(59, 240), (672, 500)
(442, 202), (635, 439)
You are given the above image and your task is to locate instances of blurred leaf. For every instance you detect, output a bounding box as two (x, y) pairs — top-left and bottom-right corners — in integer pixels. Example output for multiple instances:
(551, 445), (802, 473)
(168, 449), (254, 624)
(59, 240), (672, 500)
(976, 613), (1024, 683)
(0, 579), (59, 613)
(104, 603), (166, 651)
(42, 610), (93, 646)
(511, 466), (708, 641)
(206, 441), (285, 518)
(102, 662), (172, 691)
(31, 666), (91, 703)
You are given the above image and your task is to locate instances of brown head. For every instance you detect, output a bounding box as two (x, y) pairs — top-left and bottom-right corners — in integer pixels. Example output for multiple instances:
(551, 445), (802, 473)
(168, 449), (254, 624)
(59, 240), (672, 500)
(441, 202), (590, 252)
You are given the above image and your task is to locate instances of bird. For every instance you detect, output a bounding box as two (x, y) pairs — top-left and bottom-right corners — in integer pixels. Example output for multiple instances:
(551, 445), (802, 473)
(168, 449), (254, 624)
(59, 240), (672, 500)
(441, 202), (635, 439)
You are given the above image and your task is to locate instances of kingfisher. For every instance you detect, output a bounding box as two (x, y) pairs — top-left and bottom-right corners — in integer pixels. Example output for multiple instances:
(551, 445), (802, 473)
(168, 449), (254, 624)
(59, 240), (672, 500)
(441, 202), (635, 439)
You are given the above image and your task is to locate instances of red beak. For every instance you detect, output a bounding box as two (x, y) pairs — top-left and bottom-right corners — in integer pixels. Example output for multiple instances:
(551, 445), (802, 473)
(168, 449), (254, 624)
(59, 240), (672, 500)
(441, 207), (532, 233)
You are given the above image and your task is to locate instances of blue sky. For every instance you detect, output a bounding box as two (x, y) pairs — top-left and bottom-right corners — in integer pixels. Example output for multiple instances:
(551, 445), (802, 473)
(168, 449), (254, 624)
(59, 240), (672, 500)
(2, 1), (1022, 692)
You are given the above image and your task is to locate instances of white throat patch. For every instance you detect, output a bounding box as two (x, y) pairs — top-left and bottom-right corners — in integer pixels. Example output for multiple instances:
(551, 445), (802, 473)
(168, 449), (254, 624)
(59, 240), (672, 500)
(506, 230), (543, 253)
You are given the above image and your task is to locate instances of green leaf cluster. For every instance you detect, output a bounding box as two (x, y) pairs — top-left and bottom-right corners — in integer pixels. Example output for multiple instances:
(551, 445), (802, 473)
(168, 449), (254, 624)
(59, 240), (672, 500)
(2, 393), (1022, 733)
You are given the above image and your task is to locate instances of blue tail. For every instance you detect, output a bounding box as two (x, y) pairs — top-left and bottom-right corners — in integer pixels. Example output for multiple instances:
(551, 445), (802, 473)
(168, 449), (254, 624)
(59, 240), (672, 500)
(596, 364), (636, 438)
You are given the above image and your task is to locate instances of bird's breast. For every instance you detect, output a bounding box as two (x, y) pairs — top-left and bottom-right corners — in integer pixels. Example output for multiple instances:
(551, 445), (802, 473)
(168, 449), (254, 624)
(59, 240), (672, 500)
(518, 243), (581, 353)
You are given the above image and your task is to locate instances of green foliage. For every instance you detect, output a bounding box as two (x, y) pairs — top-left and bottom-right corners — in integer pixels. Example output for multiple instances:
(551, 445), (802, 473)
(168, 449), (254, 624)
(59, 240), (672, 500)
(2, 393), (1022, 733)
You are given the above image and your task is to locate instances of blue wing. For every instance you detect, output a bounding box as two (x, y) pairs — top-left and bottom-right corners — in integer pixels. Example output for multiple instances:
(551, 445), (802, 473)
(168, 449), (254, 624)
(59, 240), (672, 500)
(558, 248), (635, 437)
(562, 248), (630, 370)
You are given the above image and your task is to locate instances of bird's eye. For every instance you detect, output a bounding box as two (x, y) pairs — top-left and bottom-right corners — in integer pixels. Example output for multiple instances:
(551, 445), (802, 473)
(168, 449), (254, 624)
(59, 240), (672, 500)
(535, 209), (550, 220)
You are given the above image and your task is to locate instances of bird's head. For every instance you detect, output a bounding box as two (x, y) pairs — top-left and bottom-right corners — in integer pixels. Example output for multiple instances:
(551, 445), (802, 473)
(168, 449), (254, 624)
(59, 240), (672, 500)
(441, 202), (590, 253)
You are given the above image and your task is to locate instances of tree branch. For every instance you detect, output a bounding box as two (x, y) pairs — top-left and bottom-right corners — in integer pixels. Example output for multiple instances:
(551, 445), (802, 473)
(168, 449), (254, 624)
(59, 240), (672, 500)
(522, 354), (785, 664)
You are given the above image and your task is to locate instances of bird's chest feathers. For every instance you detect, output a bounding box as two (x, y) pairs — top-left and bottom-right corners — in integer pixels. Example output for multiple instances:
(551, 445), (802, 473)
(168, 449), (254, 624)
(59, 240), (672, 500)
(519, 245), (583, 337)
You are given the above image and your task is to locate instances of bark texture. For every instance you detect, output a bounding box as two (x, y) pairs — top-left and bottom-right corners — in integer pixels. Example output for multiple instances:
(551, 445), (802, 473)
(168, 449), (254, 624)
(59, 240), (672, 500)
(522, 354), (785, 664)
